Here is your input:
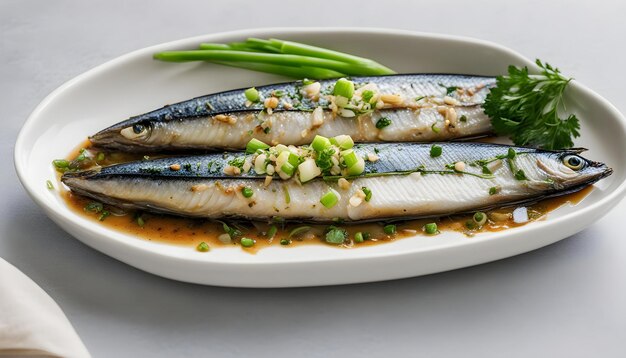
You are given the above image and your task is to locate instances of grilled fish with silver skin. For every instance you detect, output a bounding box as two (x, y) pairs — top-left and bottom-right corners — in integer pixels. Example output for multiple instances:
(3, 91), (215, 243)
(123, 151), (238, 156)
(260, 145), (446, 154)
(90, 74), (495, 151)
(62, 143), (611, 223)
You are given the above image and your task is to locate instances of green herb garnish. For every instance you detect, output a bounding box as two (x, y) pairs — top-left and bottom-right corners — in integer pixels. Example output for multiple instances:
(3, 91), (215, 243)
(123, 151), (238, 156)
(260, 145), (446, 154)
(484, 59), (580, 149)
(325, 226), (347, 244)
(375, 117), (391, 129)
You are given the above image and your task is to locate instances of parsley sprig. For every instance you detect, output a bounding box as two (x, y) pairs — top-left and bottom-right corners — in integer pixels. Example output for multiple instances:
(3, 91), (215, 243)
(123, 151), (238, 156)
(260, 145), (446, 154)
(484, 59), (580, 150)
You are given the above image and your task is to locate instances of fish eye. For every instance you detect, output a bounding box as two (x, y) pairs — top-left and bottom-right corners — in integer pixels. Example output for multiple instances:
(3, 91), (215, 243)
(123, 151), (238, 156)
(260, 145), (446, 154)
(132, 124), (145, 134)
(563, 155), (585, 170)
(120, 123), (150, 140)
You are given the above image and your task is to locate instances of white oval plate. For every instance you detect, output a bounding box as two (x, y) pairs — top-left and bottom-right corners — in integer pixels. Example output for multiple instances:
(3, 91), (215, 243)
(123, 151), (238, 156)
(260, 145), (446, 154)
(15, 28), (626, 287)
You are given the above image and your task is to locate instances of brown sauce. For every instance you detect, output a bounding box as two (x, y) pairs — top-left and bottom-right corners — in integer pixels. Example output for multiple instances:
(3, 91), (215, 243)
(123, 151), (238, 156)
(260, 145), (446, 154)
(56, 141), (593, 253)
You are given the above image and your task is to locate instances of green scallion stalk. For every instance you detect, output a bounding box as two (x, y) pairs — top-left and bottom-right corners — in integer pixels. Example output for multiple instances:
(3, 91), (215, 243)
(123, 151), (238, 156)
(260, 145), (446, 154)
(332, 135), (354, 150)
(211, 60), (345, 79)
(153, 50), (390, 76)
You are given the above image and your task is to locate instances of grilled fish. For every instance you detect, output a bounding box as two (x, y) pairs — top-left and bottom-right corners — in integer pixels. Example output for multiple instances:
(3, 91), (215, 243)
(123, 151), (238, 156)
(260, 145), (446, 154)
(62, 142), (611, 223)
(90, 74), (495, 151)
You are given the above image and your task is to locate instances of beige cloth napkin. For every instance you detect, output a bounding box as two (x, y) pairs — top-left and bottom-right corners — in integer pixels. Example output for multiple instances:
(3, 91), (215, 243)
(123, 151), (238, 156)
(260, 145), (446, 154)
(0, 259), (90, 358)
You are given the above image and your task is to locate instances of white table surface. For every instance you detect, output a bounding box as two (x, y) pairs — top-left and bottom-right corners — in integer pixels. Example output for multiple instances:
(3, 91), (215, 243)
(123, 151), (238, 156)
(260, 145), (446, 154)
(2, 0), (626, 356)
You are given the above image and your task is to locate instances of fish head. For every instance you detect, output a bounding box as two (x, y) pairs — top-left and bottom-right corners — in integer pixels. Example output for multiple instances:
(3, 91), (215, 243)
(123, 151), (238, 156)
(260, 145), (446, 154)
(89, 117), (155, 150)
(536, 150), (612, 188)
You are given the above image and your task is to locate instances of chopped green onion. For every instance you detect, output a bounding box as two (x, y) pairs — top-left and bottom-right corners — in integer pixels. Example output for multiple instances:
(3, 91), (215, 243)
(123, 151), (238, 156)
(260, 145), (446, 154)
(52, 159), (69, 169)
(333, 78), (355, 99)
(430, 145), (442, 158)
(283, 185), (291, 204)
(320, 188), (340, 208)
(489, 186), (500, 195)
(341, 149), (358, 168)
(375, 117), (391, 129)
(473, 212), (487, 226)
(137, 216), (145, 227)
(280, 239), (291, 245)
(362, 90), (375, 103)
(361, 187), (372, 202)
(272, 90), (285, 97)
(287, 152), (301, 167)
(424, 223), (439, 235)
(96, 152), (105, 162)
(354, 232), (364, 243)
(267, 225), (278, 239)
(241, 186), (254, 198)
(197, 242), (210, 252)
(46, 180), (54, 190)
(240, 237), (255, 248)
(298, 158), (322, 183)
(281, 162), (295, 176)
(383, 224), (396, 235)
(246, 138), (270, 153)
(244, 87), (260, 102)
(482, 166), (492, 175)
(460, 115), (467, 122)
(332, 135), (354, 150)
(346, 157), (365, 176)
(288, 226), (311, 238)
(311, 135), (331, 152)
(431, 123), (441, 133)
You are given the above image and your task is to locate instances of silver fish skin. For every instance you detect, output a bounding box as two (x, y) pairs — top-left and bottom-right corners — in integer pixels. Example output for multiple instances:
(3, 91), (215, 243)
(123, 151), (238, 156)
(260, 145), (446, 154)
(90, 74), (495, 151)
(61, 143), (611, 223)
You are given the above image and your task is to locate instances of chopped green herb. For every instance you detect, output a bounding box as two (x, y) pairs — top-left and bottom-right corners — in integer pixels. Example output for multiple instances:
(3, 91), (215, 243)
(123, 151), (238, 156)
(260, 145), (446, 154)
(431, 123), (441, 133)
(46, 180), (54, 190)
(354, 232), (364, 243)
(424, 222), (439, 235)
(263, 127), (271, 134)
(96, 152), (105, 162)
(197, 242), (210, 252)
(383, 224), (396, 235)
(272, 90), (285, 98)
(440, 84), (458, 95)
(361, 187), (372, 202)
(430, 145), (442, 158)
(375, 117), (391, 129)
(482, 166), (492, 175)
(283, 185), (291, 204)
(280, 239), (291, 245)
(325, 227), (347, 244)
(415, 95), (425, 102)
(311, 135), (332, 152)
(514, 169), (527, 180)
(137, 216), (145, 227)
(98, 210), (110, 221)
(459, 115), (467, 122)
(507, 148), (516, 159)
(222, 222), (242, 238)
(240, 237), (255, 248)
(489, 186), (500, 195)
(228, 156), (245, 169)
(84, 202), (103, 213)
